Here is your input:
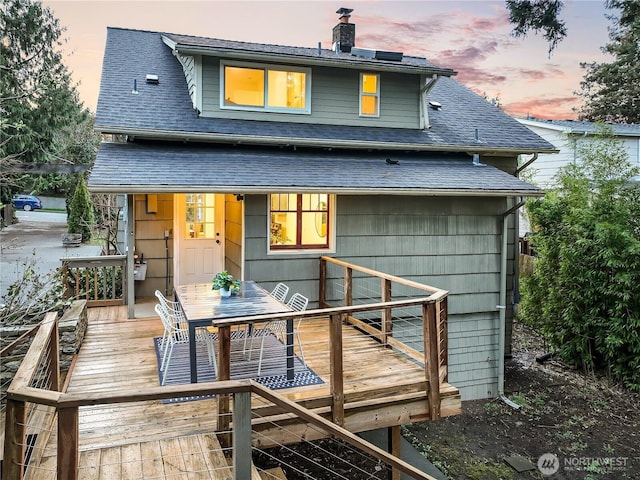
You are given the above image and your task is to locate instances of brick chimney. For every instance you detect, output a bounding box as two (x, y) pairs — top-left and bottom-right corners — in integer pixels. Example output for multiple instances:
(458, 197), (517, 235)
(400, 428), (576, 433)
(332, 7), (355, 53)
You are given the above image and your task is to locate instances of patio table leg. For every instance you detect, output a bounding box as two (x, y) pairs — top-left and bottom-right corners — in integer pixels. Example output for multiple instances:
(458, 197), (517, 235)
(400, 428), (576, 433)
(286, 318), (294, 380)
(189, 323), (197, 383)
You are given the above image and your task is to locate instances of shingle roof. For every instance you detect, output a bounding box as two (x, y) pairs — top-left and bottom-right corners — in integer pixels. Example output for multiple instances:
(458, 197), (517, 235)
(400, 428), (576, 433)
(519, 118), (640, 137)
(162, 32), (453, 74)
(95, 27), (556, 154)
(89, 141), (543, 196)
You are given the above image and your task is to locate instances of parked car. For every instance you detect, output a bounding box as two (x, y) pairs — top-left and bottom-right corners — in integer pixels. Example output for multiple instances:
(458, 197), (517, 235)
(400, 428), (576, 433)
(12, 194), (42, 211)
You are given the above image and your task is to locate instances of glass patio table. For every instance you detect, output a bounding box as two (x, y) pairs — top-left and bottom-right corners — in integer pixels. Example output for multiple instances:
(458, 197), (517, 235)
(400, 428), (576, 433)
(174, 280), (293, 383)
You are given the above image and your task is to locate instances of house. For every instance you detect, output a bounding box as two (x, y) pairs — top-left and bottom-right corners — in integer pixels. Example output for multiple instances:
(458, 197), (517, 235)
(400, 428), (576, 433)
(90, 10), (556, 401)
(517, 117), (640, 188)
(516, 117), (640, 234)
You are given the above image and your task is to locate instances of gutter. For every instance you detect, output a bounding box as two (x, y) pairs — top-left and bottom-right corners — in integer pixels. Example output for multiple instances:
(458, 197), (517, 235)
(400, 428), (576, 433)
(93, 126), (556, 156)
(498, 199), (526, 410)
(87, 185), (544, 197)
(516, 153), (539, 175)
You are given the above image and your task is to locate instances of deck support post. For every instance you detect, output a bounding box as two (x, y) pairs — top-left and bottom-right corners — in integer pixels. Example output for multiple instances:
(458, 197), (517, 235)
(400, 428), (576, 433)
(233, 391), (252, 480)
(389, 425), (402, 480)
(423, 302), (441, 420)
(2, 398), (27, 480)
(329, 313), (345, 426)
(58, 406), (79, 480)
(381, 278), (392, 345)
(217, 325), (232, 448)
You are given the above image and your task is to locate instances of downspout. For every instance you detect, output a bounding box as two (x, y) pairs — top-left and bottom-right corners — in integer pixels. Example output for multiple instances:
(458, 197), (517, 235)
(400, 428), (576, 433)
(515, 152), (538, 175)
(498, 198), (526, 409)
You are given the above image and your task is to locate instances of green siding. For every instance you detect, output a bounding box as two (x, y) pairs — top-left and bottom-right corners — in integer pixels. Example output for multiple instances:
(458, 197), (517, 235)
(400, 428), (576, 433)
(243, 193), (518, 400)
(200, 57), (420, 128)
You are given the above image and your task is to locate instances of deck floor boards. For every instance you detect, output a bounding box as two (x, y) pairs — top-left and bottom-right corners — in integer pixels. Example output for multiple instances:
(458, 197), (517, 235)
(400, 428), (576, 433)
(25, 303), (459, 479)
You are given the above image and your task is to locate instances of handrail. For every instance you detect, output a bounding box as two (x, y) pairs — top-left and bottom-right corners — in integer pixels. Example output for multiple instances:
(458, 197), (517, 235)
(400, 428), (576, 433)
(320, 256), (448, 296)
(60, 255), (126, 306)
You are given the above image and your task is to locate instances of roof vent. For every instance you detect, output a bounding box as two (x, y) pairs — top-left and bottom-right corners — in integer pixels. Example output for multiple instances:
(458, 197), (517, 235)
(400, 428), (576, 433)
(428, 101), (442, 110)
(145, 74), (159, 84)
(351, 47), (403, 62)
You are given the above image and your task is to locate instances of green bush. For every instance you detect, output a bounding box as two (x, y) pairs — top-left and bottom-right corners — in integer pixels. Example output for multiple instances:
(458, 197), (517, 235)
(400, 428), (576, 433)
(67, 175), (94, 242)
(520, 127), (640, 392)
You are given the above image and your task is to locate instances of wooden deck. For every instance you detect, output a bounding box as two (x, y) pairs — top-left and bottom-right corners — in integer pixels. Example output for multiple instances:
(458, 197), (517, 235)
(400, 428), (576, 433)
(24, 303), (460, 479)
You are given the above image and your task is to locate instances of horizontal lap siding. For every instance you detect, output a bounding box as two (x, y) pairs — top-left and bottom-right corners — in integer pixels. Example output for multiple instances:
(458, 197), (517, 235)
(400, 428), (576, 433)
(244, 194), (512, 400)
(200, 58), (419, 128)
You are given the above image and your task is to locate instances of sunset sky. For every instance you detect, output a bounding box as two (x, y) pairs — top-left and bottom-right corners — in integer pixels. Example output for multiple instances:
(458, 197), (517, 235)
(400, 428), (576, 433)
(43, 0), (612, 120)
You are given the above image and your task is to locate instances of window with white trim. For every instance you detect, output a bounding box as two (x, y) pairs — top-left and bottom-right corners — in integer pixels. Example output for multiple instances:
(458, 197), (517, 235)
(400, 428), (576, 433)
(359, 73), (380, 117)
(269, 193), (331, 251)
(221, 61), (310, 114)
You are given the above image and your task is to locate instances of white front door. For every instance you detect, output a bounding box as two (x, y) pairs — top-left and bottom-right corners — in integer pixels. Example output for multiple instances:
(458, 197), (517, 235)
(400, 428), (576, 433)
(174, 193), (225, 285)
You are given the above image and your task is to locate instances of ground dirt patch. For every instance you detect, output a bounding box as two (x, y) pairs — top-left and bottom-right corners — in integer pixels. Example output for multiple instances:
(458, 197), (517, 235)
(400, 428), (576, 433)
(403, 322), (640, 479)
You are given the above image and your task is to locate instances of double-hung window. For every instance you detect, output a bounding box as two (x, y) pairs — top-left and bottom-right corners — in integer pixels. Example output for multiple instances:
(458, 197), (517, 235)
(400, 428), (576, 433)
(270, 193), (332, 251)
(359, 73), (380, 117)
(221, 61), (311, 114)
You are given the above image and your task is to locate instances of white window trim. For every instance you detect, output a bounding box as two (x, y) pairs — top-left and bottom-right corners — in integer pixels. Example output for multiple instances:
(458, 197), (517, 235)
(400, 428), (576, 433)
(359, 72), (380, 118)
(220, 60), (312, 115)
(267, 194), (336, 255)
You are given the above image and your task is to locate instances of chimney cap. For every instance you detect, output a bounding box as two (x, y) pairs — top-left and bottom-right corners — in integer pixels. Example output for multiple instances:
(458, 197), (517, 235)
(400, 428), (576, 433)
(336, 7), (353, 20)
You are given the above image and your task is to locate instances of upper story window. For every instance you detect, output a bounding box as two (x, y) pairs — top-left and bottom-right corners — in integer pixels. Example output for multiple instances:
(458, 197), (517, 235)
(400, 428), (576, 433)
(270, 193), (332, 251)
(221, 60), (311, 114)
(359, 73), (380, 117)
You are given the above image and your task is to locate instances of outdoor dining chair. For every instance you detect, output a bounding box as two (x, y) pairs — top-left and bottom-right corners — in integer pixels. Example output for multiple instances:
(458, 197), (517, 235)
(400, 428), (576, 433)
(248, 292), (309, 376)
(270, 282), (290, 302)
(154, 299), (217, 385)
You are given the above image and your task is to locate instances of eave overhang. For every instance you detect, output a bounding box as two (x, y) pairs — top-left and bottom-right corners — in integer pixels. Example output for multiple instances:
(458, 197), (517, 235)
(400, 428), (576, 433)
(94, 126), (558, 156)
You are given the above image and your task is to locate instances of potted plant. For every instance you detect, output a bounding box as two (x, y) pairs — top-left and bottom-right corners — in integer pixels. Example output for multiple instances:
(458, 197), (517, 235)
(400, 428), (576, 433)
(212, 271), (240, 297)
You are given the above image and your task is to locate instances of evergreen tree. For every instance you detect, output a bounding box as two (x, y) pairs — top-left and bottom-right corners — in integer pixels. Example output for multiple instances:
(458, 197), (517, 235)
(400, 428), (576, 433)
(520, 127), (640, 391)
(577, 0), (640, 123)
(67, 175), (94, 242)
(506, 0), (567, 55)
(0, 0), (88, 201)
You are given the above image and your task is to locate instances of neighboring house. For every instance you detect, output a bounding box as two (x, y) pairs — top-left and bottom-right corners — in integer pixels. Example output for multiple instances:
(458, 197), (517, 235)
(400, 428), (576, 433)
(516, 117), (640, 233)
(90, 12), (556, 400)
(517, 117), (640, 188)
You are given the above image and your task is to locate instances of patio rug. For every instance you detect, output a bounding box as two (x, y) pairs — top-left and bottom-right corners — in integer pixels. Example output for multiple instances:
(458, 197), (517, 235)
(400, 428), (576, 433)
(154, 330), (324, 403)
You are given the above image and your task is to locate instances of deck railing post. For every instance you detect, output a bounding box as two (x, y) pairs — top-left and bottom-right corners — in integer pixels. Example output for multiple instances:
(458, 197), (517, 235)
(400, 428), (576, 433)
(58, 405), (79, 480)
(232, 391), (252, 480)
(47, 317), (61, 391)
(2, 398), (27, 480)
(381, 278), (392, 345)
(423, 302), (441, 420)
(329, 313), (345, 426)
(344, 267), (352, 306)
(437, 297), (449, 382)
(217, 325), (232, 448)
(319, 257), (327, 307)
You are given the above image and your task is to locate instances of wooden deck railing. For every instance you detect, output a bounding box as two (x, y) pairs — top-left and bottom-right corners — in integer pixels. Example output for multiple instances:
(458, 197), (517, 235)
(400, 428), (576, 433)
(320, 256), (449, 384)
(2, 312), (441, 480)
(60, 255), (126, 307)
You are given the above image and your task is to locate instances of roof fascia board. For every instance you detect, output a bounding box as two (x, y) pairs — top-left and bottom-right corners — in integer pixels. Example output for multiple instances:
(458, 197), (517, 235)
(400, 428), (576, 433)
(171, 44), (456, 77)
(93, 126), (558, 154)
(89, 184), (545, 197)
(518, 118), (575, 134)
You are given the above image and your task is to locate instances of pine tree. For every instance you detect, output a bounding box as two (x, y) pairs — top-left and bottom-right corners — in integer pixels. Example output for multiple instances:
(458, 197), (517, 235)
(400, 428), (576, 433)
(67, 176), (94, 242)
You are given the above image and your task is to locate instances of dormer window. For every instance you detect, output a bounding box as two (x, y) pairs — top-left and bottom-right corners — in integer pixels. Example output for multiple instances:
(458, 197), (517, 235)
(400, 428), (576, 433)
(359, 73), (379, 117)
(221, 60), (311, 114)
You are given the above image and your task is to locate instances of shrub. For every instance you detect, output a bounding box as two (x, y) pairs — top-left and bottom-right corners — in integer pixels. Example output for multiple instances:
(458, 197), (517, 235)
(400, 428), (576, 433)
(520, 127), (640, 392)
(67, 175), (94, 242)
